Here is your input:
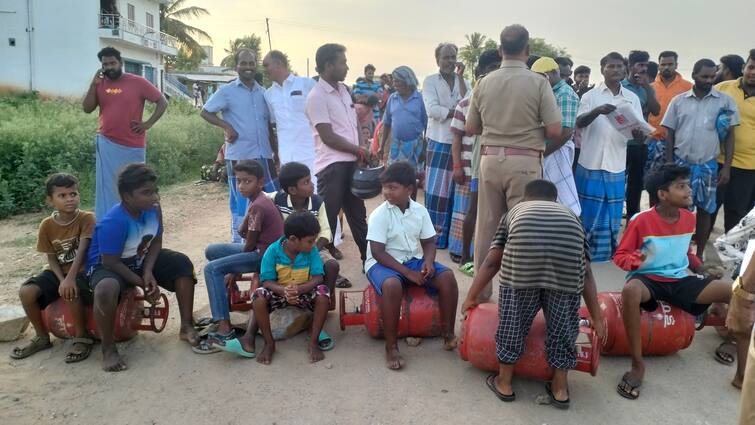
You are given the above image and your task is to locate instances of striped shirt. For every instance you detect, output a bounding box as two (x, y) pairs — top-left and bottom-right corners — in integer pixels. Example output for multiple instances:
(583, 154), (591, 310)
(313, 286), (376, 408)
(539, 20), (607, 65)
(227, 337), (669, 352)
(353, 78), (383, 121)
(491, 200), (589, 293)
(449, 95), (480, 179)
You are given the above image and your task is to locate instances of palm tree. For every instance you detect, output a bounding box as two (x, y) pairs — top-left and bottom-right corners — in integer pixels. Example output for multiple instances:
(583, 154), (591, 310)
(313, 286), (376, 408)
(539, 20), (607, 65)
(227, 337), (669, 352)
(160, 0), (212, 60)
(220, 35), (262, 68)
(459, 32), (488, 74)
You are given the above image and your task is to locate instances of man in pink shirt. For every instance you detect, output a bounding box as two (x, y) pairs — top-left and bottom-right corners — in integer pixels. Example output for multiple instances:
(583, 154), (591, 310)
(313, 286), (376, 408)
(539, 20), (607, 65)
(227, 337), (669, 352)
(82, 47), (168, 218)
(305, 43), (369, 266)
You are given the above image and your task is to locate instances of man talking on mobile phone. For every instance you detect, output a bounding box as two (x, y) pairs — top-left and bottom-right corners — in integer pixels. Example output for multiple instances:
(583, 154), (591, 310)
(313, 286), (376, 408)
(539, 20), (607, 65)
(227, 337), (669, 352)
(82, 46), (168, 218)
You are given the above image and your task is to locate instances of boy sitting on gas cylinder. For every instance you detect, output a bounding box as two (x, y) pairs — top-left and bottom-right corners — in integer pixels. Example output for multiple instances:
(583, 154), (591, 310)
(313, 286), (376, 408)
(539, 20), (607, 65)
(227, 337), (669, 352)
(614, 163), (742, 399)
(462, 179), (604, 409)
(249, 212), (330, 364)
(85, 164), (199, 372)
(365, 161), (459, 370)
(10, 173), (96, 363)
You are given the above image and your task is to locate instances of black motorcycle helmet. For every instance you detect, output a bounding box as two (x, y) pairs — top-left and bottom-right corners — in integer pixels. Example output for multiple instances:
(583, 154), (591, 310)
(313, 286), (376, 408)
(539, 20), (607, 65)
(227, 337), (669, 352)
(351, 164), (385, 199)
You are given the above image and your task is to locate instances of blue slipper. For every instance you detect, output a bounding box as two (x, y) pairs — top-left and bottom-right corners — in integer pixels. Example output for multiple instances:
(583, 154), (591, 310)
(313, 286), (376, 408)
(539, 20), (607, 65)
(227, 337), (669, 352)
(215, 338), (256, 358)
(318, 330), (335, 351)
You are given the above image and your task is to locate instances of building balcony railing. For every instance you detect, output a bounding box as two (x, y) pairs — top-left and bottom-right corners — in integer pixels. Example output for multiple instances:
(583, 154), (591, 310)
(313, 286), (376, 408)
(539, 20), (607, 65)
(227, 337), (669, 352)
(98, 14), (178, 55)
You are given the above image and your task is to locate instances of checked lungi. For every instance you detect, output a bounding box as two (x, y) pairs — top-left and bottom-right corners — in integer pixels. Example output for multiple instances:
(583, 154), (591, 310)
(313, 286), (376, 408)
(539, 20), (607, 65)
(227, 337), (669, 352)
(226, 159), (279, 243)
(424, 139), (454, 249)
(575, 164), (625, 262)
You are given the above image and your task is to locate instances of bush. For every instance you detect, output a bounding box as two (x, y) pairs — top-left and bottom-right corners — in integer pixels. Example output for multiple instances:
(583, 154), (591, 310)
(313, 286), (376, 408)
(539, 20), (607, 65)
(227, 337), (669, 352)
(0, 93), (222, 218)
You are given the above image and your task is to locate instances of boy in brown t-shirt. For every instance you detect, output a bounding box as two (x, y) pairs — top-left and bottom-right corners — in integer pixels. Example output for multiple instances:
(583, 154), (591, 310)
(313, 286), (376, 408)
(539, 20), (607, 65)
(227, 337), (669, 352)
(10, 174), (96, 363)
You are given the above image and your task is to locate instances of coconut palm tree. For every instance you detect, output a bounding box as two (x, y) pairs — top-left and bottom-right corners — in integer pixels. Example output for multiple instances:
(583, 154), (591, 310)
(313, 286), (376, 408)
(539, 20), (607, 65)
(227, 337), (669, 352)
(220, 35), (262, 68)
(160, 0), (212, 60)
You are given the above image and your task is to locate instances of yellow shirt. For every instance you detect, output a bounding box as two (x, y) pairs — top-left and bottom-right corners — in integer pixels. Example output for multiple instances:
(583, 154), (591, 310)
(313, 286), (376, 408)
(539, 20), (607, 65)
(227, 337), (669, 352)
(716, 79), (755, 169)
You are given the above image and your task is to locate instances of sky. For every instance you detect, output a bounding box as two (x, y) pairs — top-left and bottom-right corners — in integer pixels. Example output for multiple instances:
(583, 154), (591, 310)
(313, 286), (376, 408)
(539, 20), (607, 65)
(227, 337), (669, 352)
(186, 0), (753, 84)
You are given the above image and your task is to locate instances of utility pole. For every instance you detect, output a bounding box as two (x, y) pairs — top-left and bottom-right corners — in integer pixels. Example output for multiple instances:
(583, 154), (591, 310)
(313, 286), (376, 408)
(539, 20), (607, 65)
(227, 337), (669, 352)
(307, 58), (310, 77)
(265, 18), (272, 51)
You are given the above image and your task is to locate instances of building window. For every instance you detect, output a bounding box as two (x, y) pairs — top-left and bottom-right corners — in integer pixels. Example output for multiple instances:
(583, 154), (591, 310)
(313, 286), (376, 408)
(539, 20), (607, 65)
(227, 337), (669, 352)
(124, 61), (142, 76)
(146, 13), (154, 29)
(127, 3), (135, 21)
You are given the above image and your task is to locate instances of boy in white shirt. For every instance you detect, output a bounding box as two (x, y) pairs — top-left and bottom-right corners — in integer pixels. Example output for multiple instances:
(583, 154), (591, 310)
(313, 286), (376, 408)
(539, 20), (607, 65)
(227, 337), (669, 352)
(365, 162), (459, 370)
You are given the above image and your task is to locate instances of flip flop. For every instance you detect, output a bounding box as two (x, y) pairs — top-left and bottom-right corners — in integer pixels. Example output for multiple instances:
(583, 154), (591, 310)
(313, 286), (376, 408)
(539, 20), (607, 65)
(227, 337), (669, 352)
(617, 372), (642, 400)
(458, 262), (474, 277)
(215, 338), (256, 358)
(485, 373), (515, 402)
(10, 335), (52, 360)
(318, 330), (335, 351)
(714, 340), (736, 365)
(449, 253), (462, 264)
(335, 276), (352, 288)
(64, 337), (95, 363)
(545, 382), (570, 409)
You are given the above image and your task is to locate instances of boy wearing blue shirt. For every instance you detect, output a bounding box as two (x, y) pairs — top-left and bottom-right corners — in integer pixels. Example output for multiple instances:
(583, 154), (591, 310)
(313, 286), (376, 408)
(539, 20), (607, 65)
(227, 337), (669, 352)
(86, 164), (198, 372)
(366, 162), (459, 370)
(249, 212), (330, 365)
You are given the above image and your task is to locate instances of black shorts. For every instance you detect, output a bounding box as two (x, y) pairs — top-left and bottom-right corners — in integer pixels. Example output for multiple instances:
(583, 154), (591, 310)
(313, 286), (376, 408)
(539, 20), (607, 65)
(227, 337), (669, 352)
(88, 249), (196, 293)
(22, 270), (91, 308)
(635, 274), (713, 316)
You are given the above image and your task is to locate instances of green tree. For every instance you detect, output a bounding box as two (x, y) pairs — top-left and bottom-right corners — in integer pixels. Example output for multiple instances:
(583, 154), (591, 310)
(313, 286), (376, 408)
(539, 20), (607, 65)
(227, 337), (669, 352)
(459, 33), (500, 80)
(168, 46), (203, 71)
(529, 37), (568, 59)
(160, 0), (212, 62)
(220, 35), (262, 68)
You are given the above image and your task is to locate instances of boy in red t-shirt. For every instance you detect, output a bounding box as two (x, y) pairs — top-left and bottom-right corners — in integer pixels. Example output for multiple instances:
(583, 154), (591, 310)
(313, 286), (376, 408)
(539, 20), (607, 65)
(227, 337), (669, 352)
(614, 164), (743, 399)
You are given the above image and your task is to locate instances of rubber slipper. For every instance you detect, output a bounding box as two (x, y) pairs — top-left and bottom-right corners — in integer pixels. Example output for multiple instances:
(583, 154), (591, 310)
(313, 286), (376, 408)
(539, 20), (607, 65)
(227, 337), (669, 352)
(335, 276), (352, 288)
(318, 330), (335, 351)
(486, 373), (515, 402)
(458, 262), (474, 277)
(714, 340), (736, 365)
(215, 338), (256, 358)
(194, 317), (214, 328)
(545, 382), (570, 409)
(64, 337), (95, 363)
(10, 335), (53, 360)
(617, 372), (642, 400)
(449, 254), (462, 264)
(191, 336), (221, 354)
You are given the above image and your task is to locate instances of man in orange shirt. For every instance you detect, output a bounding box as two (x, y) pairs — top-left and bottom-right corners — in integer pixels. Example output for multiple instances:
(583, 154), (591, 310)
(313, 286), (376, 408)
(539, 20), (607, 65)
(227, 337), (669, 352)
(647, 51), (693, 172)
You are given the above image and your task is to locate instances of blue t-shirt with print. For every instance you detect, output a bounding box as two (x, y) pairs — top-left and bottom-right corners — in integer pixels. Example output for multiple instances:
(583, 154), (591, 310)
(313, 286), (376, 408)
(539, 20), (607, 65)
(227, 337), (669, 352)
(86, 203), (162, 274)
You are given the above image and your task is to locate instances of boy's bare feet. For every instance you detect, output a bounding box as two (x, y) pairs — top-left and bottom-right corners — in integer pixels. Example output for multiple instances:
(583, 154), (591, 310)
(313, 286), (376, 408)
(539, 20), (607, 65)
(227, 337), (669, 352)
(442, 335), (458, 351)
(179, 324), (200, 347)
(257, 342), (275, 365)
(386, 347), (404, 370)
(102, 347), (127, 372)
(732, 375), (743, 389)
(308, 342), (325, 363)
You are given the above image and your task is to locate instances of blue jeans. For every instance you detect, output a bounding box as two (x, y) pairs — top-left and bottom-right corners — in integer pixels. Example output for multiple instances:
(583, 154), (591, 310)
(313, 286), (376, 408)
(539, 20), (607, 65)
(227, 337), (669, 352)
(203, 243), (261, 321)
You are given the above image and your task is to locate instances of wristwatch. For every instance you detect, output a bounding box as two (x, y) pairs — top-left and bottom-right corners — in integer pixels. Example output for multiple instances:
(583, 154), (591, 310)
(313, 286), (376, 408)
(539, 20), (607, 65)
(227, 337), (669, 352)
(732, 277), (755, 301)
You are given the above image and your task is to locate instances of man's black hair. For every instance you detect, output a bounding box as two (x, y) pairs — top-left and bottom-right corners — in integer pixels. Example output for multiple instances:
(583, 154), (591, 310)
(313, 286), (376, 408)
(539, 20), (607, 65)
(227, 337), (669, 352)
(476, 49), (502, 78)
(555, 56), (573, 67)
(749, 49), (755, 63)
(647, 61), (659, 81)
(499, 24), (529, 55)
(284, 211), (321, 239)
(627, 50), (650, 67)
(45, 173), (79, 196)
(233, 160), (265, 180)
(574, 65), (591, 75)
(365, 95), (379, 107)
(278, 162), (311, 194)
(118, 163), (157, 197)
(720, 54), (745, 79)
(97, 46), (121, 62)
(364, 64), (376, 72)
(380, 162), (416, 187)
(526, 54), (541, 69)
(267, 50), (289, 67)
(434, 43), (458, 60)
(658, 51), (678, 61)
(234, 48), (257, 67)
(524, 179), (557, 201)
(644, 163), (690, 204)
(315, 43), (346, 74)
(693, 58), (717, 75)
(600, 52), (625, 68)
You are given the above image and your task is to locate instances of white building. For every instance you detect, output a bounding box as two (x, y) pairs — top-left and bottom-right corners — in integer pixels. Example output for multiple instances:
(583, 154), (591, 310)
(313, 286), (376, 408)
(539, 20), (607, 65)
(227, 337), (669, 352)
(0, 0), (178, 97)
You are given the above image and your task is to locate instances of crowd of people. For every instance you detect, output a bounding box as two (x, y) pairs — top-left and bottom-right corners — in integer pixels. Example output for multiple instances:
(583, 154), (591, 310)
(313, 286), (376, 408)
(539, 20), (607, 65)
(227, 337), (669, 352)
(8, 23), (755, 418)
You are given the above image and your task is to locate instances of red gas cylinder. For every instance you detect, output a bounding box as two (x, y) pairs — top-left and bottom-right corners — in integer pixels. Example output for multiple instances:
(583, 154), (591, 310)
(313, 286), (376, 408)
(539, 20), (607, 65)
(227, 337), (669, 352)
(578, 292), (698, 356)
(339, 285), (442, 338)
(458, 303), (600, 381)
(42, 288), (169, 342)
